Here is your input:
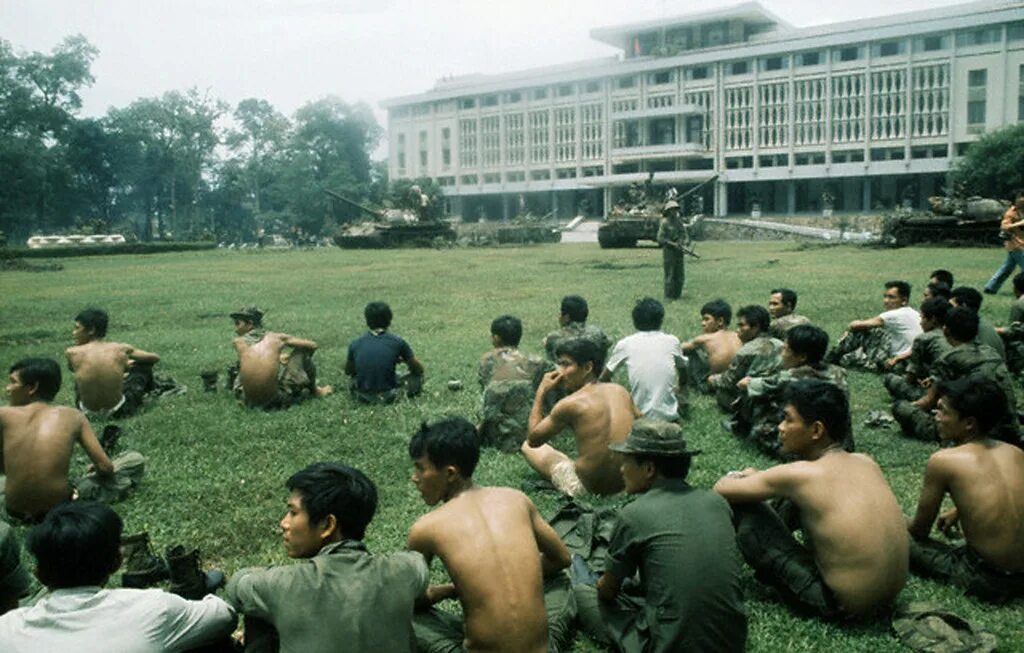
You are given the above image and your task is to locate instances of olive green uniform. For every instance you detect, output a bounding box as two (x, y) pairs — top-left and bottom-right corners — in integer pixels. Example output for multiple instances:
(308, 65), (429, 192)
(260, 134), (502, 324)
(883, 330), (952, 401)
(713, 334), (784, 413)
(768, 313), (811, 341)
(656, 215), (686, 299)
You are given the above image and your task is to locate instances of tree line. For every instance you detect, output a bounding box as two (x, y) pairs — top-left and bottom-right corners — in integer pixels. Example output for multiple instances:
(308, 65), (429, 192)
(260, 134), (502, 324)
(0, 35), (391, 244)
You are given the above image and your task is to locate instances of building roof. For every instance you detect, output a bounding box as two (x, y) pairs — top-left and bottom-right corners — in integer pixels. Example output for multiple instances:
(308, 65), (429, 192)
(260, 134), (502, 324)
(589, 2), (792, 48)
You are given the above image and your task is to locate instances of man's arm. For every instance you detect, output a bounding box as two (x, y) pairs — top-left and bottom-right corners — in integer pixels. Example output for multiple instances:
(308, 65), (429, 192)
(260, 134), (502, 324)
(407, 521), (458, 606)
(406, 356), (425, 377)
(848, 316), (884, 331)
(680, 333), (708, 354)
(280, 334), (318, 351)
(159, 594), (236, 651)
(529, 500), (570, 577)
(907, 453), (952, 540)
(913, 383), (940, 411)
(126, 345), (161, 364)
(713, 463), (807, 504)
(527, 371), (571, 446)
(596, 571), (624, 603)
(78, 417), (114, 476)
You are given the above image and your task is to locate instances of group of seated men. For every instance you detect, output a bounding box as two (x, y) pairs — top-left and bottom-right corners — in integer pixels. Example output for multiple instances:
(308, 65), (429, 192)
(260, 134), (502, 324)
(1, 272), (1024, 651)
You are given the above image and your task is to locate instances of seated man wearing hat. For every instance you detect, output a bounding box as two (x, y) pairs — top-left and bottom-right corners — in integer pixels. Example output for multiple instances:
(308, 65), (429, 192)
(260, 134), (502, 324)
(231, 307), (333, 409)
(575, 419), (748, 652)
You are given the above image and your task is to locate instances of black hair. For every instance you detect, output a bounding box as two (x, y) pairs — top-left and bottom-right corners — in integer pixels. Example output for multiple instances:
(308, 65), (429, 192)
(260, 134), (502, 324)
(408, 416), (480, 478)
(920, 297), (950, 324)
(785, 325), (828, 366)
(364, 302), (393, 330)
(770, 288), (798, 310)
(944, 306), (979, 343)
(925, 282), (951, 300)
(633, 454), (691, 480)
(938, 376), (1008, 439)
(27, 501), (122, 589)
(9, 358), (62, 401)
(700, 299), (732, 326)
(555, 337), (605, 374)
(490, 315), (522, 347)
(950, 286), (983, 312)
(632, 297), (665, 331)
(737, 305), (771, 332)
(885, 280), (911, 301)
(929, 269), (954, 288)
(785, 380), (850, 444)
(75, 308), (108, 338)
(1014, 272), (1024, 295)
(286, 462), (378, 541)
(560, 295), (589, 323)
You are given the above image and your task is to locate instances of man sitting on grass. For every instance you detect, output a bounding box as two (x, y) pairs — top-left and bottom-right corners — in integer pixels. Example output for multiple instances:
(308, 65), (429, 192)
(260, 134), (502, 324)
(767, 288), (811, 340)
(65, 308), (162, 419)
(680, 299), (742, 395)
(828, 280), (921, 372)
(996, 271), (1024, 374)
(950, 286), (1006, 361)
(601, 297), (686, 422)
(708, 305), (783, 418)
(0, 358), (144, 523)
(906, 377), (1024, 603)
(883, 297), (951, 402)
(226, 462), (428, 651)
(408, 417), (575, 653)
(541, 294), (611, 364)
(575, 419), (748, 652)
(524, 339), (638, 497)
(345, 301), (424, 404)
(0, 501), (236, 650)
(232, 306), (333, 409)
(714, 380), (908, 621)
(477, 315), (549, 451)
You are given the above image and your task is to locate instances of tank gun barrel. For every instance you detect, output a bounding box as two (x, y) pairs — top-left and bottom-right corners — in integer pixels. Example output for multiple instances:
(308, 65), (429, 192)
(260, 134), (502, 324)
(323, 188), (381, 218)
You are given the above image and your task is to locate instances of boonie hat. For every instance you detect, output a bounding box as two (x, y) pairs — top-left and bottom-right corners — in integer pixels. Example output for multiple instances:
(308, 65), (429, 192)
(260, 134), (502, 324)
(609, 419), (700, 457)
(230, 306), (264, 325)
(663, 200), (680, 212)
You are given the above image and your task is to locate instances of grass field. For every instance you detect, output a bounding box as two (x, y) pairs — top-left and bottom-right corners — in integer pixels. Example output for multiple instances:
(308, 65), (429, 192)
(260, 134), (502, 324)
(2, 240), (1022, 651)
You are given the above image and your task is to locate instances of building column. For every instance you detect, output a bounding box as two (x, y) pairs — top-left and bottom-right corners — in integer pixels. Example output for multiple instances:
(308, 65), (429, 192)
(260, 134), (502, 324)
(862, 177), (872, 212)
(714, 179), (728, 217)
(786, 181), (796, 215)
(502, 194), (510, 221)
(552, 191), (559, 219)
(602, 187), (612, 219)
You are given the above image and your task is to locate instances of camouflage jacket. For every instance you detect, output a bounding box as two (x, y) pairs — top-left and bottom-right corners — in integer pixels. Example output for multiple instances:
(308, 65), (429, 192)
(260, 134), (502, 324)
(905, 329), (952, 380)
(747, 363), (847, 400)
(932, 343), (1017, 408)
(543, 322), (612, 362)
(768, 314), (811, 341)
(478, 347), (549, 389)
(717, 334), (784, 391)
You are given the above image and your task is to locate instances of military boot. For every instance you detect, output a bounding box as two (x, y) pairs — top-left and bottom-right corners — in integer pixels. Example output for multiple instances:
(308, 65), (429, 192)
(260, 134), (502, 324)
(166, 545), (225, 600)
(121, 532), (169, 588)
(100, 425), (122, 455)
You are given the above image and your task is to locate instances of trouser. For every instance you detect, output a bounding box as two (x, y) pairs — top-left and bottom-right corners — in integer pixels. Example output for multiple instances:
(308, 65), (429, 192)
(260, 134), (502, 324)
(237, 349), (319, 409)
(891, 400), (939, 442)
(910, 538), (1024, 603)
(984, 249), (1024, 293)
(883, 374), (926, 402)
(76, 451), (147, 503)
(574, 584), (648, 653)
(1006, 341), (1024, 376)
(74, 363), (155, 420)
(350, 373), (422, 405)
(732, 501), (842, 620)
(662, 248), (684, 299)
(412, 574), (577, 653)
(827, 330), (892, 372)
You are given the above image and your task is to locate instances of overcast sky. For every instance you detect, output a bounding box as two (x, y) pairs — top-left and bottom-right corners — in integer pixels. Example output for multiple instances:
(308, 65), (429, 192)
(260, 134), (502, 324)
(3, 0), (966, 129)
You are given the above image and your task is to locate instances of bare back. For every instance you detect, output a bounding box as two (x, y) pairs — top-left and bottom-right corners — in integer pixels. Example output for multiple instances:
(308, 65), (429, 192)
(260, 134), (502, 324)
(701, 331), (742, 373)
(941, 442), (1024, 571)
(66, 342), (131, 410)
(0, 404), (99, 516)
(234, 332), (287, 406)
(556, 382), (635, 495)
(787, 453), (909, 615)
(411, 487), (549, 653)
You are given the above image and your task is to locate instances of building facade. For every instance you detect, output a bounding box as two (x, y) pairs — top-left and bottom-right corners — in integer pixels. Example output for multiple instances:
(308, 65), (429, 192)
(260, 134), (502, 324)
(382, 1), (1024, 219)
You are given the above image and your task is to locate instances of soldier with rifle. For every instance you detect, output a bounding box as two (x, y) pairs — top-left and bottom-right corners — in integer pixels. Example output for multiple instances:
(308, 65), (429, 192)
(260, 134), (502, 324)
(657, 200), (690, 300)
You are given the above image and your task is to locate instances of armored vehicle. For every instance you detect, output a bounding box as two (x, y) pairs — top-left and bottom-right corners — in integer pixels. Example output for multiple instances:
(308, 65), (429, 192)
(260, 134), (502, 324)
(887, 196), (1008, 246)
(598, 175), (716, 249)
(327, 188), (456, 249)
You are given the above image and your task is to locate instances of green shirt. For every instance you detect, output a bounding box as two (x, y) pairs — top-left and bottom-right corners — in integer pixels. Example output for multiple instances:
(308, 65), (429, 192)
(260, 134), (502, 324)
(716, 334), (784, 400)
(906, 329), (952, 380)
(605, 479), (748, 653)
(225, 540), (428, 653)
(932, 343), (1019, 441)
(542, 321), (612, 362)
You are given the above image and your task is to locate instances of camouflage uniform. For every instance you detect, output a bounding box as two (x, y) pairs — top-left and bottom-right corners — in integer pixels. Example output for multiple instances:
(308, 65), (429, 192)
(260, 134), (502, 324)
(656, 214), (686, 299)
(768, 314), (811, 341)
(892, 343), (1019, 442)
(713, 334), (784, 414)
(744, 364), (849, 458)
(883, 330), (952, 402)
(477, 347), (551, 452)
(827, 329), (893, 372)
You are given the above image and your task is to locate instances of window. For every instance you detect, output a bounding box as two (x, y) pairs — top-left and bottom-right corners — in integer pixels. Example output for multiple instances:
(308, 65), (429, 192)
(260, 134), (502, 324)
(1019, 65), (1024, 121)
(616, 76), (636, 90)
(532, 88), (548, 100)
(481, 95), (498, 107)
(759, 56), (787, 72)
(648, 70), (672, 85)
(557, 84), (575, 97)
(441, 128), (451, 167)
(968, 69), (987, 87)
(796, 51), (821, 67)
(875, 40), (903, 57)
(915, 35), (947, 52)
(460, 174), (477, 185)
(1009, 21), (1024, 42)
(504, 91), (521, 104)
(956, 27), (1001, 47)
(584, 81), (601, 94)
(728, 61), (749, 75)
(968, 68), (987, 127)
(834, 46), (863, 62)
(458, 98), (475, 110)
(685, 67), (709, 80)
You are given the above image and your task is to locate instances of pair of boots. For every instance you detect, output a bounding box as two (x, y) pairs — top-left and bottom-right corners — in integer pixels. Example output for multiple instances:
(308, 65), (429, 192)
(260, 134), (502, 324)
(121, 533), (225, 599)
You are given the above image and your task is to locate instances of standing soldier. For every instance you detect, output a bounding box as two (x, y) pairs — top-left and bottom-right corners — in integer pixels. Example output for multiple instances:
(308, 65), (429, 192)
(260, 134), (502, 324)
(657, 200), (686, 300)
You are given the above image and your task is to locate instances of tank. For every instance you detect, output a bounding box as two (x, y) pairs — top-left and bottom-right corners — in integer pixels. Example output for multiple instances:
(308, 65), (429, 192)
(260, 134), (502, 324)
(886, 195), (1009, 246)
(598, 174), (716, 249)
(327, 188), (456, 249)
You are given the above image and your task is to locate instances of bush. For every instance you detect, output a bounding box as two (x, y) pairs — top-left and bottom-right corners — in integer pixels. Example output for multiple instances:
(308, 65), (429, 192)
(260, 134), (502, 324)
(950, 123), (1024, 200)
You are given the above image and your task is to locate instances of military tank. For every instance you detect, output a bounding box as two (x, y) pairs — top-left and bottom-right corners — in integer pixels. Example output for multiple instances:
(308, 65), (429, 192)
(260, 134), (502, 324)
(886, 196), (1008, 246)
(598, 174), (716, 249)
(327, 188), (456, 249)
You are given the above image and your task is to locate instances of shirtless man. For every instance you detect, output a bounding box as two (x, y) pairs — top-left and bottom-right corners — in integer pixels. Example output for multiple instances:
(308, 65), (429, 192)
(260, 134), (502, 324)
(231, 307), (332, 409)
(408, 417), (573, 653)
(714, 380), (908, 620)
(523, 338), (638, 497)
(65, 308), (161, 419)
(0, 358), (114, 521)
(681, 299), (742, 393)
(907, 376), (1024, 602)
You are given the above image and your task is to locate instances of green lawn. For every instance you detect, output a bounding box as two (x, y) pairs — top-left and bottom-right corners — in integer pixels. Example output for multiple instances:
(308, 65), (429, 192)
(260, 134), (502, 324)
(2, 241), (1022, 650)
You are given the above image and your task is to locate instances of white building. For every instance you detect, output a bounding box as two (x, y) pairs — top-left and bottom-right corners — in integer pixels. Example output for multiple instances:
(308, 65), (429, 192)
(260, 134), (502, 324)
(382, 1), (1024, 219)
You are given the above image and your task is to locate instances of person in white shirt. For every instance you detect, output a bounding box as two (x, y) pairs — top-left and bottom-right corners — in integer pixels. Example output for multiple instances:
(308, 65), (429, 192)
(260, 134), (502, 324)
(0, 501), (235, 653)
(828, 280), (922, 372)
(602, 298), (686, 422)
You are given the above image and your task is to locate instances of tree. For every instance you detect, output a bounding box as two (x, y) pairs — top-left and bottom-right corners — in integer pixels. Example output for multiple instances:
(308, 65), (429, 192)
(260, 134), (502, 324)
(950, 123), (1024, 200)
(225, 98), (290, 217)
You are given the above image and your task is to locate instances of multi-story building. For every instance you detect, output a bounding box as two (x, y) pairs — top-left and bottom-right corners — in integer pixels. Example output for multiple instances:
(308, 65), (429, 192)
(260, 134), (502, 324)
(382, 1), (1024, 219)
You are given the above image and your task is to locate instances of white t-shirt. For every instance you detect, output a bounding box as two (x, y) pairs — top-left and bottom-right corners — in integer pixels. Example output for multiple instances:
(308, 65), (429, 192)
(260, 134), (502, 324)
(0, 587), (235, 653)
(880, 306), (922, 356)
(605, 331), (686, 421)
